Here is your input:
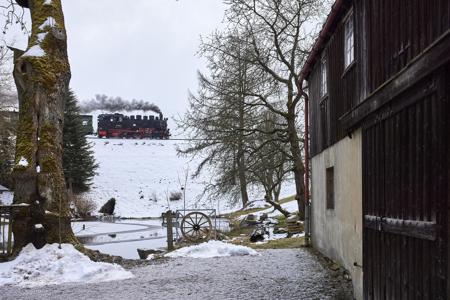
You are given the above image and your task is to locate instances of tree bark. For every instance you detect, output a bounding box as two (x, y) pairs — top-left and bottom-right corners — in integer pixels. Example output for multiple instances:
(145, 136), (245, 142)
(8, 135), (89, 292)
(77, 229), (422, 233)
(236, 47), (249, 208)
(237, 98), (249, 208)
(286, 110), (305, 220)
(264, 195), (290, 217)
(12, 0), (76, 251)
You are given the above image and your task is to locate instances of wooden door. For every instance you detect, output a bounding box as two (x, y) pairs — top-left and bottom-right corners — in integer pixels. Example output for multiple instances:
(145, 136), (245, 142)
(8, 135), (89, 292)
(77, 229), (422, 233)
(362, 71), (449, 299)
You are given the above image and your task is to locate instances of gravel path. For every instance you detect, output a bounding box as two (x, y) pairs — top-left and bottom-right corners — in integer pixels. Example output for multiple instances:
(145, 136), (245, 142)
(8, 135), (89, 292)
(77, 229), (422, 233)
(0, 249), (352, 300)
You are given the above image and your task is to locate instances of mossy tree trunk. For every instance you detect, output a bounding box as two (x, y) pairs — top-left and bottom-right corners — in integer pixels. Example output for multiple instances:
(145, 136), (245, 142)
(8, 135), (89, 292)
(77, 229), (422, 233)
(12, 0), (76, 251)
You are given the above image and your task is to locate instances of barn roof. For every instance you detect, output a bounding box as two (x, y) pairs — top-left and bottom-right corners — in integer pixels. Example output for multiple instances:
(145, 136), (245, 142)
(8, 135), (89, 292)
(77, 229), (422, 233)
(300, 0), (350, 81)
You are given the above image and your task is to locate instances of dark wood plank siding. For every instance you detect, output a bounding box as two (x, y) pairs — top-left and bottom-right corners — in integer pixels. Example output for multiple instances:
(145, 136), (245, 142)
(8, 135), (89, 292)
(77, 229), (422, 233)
(363, 69), (449, 299)
(366, 0), (450, 93)
(309, 1), (360, 157)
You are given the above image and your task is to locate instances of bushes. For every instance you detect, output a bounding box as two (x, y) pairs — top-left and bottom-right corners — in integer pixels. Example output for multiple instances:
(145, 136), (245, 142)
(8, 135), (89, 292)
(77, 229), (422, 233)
(169, 191), (182, 201)
(71, 195), (97, 219)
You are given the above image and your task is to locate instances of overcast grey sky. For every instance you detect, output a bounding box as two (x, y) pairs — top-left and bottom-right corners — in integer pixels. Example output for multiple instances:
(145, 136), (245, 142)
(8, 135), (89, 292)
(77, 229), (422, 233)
(2, 0), (227, 122)
(64, 0), (226, 121)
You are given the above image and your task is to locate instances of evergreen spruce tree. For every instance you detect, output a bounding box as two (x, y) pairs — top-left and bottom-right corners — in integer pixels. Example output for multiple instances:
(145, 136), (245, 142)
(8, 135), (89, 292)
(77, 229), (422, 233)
(63, 89), (98, 193)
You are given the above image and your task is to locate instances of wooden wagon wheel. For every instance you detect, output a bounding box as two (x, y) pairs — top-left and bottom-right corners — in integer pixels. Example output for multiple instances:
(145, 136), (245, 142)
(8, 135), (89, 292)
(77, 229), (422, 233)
(180, 212), (212, 242)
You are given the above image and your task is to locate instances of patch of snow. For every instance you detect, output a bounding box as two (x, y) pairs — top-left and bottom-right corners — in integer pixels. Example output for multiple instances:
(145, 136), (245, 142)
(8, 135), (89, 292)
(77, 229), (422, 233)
(39, 17), (56, 30)
(37, 33), (47, 43)
(22, 45), (45, 58)
(17, 157), (29, 167)
(245, 199), (270, 210)
(34, 224), (43, 229)
(146, 254), (155, 260)
(36, 166), (41, 173)
(0, 243), (133, 287)
(43, 0), (52, 5)
(165, 240), (258, 259)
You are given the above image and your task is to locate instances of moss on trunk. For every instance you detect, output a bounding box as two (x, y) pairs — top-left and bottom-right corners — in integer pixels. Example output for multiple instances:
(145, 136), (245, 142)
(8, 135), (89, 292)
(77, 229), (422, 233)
(12, 0), (77, 252)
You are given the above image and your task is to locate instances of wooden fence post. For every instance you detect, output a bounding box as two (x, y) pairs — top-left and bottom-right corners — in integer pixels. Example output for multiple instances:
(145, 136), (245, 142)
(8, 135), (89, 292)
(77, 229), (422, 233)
(166, 210), (174, 251)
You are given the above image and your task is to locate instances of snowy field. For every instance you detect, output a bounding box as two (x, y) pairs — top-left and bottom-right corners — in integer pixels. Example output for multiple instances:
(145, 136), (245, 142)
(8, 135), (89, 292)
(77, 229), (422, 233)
(85, 138), (296, 218)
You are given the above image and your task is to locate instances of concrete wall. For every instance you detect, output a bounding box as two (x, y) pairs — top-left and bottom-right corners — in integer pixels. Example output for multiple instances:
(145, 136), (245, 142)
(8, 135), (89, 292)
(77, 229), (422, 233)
(311, 128), (363, 300)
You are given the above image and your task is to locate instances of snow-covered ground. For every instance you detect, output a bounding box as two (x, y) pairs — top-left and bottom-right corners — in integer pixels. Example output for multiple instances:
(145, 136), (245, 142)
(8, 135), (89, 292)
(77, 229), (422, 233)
(165, 240), (258, 259)
(0, 244), (133, 287)
(85, 138), (296, 218)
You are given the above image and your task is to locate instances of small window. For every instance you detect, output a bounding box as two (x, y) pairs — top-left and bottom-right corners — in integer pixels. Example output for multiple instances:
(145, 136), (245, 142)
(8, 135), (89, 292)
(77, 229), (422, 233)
(320, 57), (328, 97)
(326, 167), (335, 209)
(344, 12), (354, 68)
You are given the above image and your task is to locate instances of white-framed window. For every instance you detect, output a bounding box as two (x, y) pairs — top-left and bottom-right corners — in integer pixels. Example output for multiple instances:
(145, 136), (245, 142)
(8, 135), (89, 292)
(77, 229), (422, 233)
(320, 56), (328, 97)
(344, 12), (354, 68)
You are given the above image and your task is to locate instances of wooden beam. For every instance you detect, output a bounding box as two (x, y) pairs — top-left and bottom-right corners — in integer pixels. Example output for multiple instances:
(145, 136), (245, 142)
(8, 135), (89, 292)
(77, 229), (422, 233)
(341, 29), (450, 130)
(364, 215), (438, 241)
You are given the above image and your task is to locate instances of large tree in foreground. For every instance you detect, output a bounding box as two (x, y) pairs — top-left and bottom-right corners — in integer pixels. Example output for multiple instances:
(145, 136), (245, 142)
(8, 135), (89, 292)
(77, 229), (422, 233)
(11, 0), (76, 251)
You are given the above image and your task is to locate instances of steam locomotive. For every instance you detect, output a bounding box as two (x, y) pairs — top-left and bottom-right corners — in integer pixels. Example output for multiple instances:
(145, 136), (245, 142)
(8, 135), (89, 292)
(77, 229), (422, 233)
(97, 113), (170, 139)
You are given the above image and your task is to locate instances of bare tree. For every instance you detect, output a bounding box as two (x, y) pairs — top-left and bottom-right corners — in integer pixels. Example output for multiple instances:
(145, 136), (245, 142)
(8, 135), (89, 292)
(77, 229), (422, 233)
(246, 111), (292, 216)
(9, 0), (76, 251)
(177, 32), (264, 208)
(224, 0), (326, 218)
(0, 44), (17, 187)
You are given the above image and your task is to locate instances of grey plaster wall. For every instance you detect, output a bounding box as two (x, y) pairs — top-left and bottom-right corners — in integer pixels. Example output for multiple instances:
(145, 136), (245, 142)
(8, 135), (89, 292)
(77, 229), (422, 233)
(311, 128), (363, 300)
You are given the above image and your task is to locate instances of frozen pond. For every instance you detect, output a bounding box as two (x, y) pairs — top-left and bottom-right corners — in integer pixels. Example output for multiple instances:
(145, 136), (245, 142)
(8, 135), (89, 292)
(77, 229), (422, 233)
(72, 218), (230, 259)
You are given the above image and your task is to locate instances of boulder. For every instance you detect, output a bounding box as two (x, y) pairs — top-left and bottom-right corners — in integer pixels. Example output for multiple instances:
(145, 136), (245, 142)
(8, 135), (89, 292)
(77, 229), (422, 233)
(240, 214), (260, 228)
(137, 248), (165, 259)
(99, 198), (116, 215)
(249, 225), (268, 243)
(259, 213), (269, 222)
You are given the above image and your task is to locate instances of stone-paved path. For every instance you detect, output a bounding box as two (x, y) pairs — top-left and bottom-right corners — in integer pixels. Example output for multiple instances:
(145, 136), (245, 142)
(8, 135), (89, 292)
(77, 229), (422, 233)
(0, 249), (353, 300)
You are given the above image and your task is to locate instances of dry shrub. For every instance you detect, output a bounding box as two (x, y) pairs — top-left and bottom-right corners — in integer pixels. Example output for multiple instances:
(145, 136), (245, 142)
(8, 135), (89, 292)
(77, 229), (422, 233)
(169, 191), (182, 201)
(72, 194), (97, 218)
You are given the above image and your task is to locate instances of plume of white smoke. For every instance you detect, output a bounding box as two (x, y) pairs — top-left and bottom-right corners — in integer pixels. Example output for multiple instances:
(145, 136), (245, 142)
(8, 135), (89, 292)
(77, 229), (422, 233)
(80, 95), (162, 115)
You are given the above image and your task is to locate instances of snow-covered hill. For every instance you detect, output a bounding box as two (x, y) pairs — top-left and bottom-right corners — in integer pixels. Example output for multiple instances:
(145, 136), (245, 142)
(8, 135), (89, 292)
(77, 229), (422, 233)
(85, 138), (295, 218)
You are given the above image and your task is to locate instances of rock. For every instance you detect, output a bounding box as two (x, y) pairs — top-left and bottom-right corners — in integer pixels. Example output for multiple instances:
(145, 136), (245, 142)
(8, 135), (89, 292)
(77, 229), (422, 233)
(273, 226), (289, 234)
(330, 263), (340, 271)
(137, 248), (165, 259)
(240, 214), (260, 228)
(250, 225), (268, 243)
(99, 198), (116, 215)
(259, 213), (268, 222)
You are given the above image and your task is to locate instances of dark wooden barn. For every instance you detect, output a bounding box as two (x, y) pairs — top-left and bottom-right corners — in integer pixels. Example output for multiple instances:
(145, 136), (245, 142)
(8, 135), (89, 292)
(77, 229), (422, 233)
(304, 0), (449, 299)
